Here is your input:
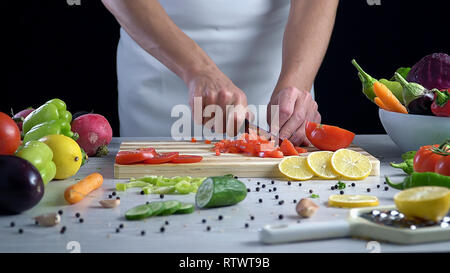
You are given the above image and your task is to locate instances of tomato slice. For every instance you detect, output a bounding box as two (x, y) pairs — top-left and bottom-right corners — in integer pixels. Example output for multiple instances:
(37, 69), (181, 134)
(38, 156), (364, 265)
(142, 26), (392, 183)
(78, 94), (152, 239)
(305, 121), (355, 151)
(280, 139), (299, 156)
(142, 152), (179, 164)
(295, 146), (308, 154)
(115, 150), (155, 165)
(170, 155), (203, 164)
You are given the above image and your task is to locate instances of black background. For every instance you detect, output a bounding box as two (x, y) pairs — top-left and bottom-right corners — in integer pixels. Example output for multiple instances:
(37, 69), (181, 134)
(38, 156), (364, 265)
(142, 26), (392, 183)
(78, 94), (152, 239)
(4, 0), (449, 137)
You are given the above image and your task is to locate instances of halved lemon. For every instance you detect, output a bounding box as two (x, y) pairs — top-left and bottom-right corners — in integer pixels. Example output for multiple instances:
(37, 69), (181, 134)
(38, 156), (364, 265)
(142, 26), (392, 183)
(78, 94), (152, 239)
(306, 151), (337, 179)
(328, 194), (379, 208)
(331, 149), (372, 180)
(278, 156), (315, 181)
(394, 186), (450, 221)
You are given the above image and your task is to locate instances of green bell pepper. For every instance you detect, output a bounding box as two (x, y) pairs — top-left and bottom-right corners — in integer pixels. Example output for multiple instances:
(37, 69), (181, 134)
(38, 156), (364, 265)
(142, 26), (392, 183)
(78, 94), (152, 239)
(22, 99), (72, 134)
(23, 119), (76, 144)
(15, 141), (56, 185)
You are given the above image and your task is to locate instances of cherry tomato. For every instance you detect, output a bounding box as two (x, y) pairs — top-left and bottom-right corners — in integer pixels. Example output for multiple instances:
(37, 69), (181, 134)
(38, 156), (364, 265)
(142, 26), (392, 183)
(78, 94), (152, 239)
(413, 145), (443, 173)
(0, 112), (21, 155)
(142, 152), (179, 164)
(170, 155), (203, 164)
(280, 139), (298, 156)
(435, 156), (450, 176)
(305, 121), (355, 151)
(115, 150), (155, 165)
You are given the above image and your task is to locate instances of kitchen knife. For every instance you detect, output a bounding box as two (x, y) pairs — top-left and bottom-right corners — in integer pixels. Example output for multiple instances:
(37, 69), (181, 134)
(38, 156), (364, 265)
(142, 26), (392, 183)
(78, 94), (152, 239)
(244, 119), (282, 145)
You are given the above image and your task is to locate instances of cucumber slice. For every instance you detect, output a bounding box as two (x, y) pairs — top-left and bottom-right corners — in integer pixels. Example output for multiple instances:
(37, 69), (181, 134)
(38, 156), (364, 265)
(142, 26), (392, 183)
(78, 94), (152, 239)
(174, 203), (195, 214)
(147, 201), (165, 216)
(195, 175), (247, 208)
(160, 200), (182, 216)
(125, 204), (153, 220)
(152, 186), (176, 194)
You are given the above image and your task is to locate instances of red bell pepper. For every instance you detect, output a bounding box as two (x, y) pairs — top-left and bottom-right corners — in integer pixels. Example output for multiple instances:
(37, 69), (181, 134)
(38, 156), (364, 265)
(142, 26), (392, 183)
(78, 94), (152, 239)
(431, 89), (450, 117)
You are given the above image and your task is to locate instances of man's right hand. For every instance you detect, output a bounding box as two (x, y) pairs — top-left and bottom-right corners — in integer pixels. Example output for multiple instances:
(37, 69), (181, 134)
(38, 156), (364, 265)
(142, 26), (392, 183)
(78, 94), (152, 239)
(186, 67), (248, 136)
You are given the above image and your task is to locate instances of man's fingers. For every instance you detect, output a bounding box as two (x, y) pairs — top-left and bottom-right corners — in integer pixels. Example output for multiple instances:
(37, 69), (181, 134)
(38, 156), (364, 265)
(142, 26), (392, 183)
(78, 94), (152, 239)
(277, 87), (298, 129)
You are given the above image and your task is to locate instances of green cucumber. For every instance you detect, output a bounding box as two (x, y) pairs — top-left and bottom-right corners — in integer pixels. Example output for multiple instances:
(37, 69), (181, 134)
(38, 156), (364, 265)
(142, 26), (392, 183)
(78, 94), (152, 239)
(174, 203), (195, 214)
(160, 200), (182, 216)
(147, 201), (165, 216)
(125, 204), (153, 220)
(195, 175), (247, 208)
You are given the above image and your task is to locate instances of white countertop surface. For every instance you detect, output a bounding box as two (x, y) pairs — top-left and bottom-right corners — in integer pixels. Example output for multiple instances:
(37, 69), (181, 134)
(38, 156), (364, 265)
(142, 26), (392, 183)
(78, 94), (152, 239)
(1, 135), (449, 253)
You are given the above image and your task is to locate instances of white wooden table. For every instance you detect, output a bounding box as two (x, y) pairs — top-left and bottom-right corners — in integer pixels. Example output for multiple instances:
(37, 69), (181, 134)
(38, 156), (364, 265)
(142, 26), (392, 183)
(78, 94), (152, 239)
(1, 135), (449, 253)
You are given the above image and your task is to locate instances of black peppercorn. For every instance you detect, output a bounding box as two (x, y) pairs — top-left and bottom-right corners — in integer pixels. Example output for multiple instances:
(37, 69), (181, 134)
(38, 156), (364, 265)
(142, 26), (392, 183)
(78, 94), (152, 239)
(250, 216), (255, 221)
(278, 200), (284, 205)
(258, 198), (263, 203)
(271, 180), (275, 184)
(309, 189), (313, 194)
(351, 183), (355, 187)
(255, 187), (260, 192)
(367, 188), (371, 193)
(79, 218), (84, 223)
(115, 228), (120, 233)
(75, 213), (80, 218)
(141, 230), (146, 236)
(165, 221), (169, 225)
(60, 226), (67, 234)
(247, 188), (251, 192)
(275, 195), (279, 200)
(116, 197), (120, 200)
(384, 186), (389, 191)
(298, 183), (302, 187)
(108, 195), (113, 198)
(218, 215), (223, 221)
(202, 219), (207, 224)
(340, 190), (344, 195)
(119, 223), (124, 229)
(287, 181), (291, 185)
(58, 210), (63, 215)
(257, 182), (260, 185)
(18, 229), (23, 234)
(293, 199), (297, 203)
(160, 227), (165, 233)
(206, 226), (211, 231)
(278, 214), (284, 220)
(245, 223), (249, 228)
(112, 191), (117, 196)
(262, 184), (266, 188)
(10, 222), (15, 227)
(160, 194), (165, 199)
(140, 190), (145, 195)
(331, 186), (335, 190)
(273, 187), (277, 191)
(269, 189), (272, 192)
(377, 185), (381, 188)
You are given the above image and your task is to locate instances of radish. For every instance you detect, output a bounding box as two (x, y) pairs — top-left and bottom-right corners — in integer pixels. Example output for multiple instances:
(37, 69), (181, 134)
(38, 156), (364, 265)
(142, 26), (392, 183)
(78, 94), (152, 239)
(12, 108), (34, 132)
(71, 114), (113, 157)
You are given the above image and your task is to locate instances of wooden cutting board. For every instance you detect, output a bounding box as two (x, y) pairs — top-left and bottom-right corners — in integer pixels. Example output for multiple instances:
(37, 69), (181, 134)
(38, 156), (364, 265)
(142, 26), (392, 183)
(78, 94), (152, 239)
(114, 141), (380, 179)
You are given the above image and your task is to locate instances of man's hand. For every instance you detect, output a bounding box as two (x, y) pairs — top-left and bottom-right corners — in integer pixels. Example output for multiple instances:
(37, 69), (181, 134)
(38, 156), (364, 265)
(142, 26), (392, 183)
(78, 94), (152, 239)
(267, 86), (321, 146)
(186, 68), (248, 136)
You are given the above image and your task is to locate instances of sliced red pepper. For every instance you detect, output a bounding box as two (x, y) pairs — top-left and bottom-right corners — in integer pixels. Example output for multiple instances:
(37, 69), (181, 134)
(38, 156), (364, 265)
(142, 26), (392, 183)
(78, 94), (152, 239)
(142, 152), (179, 164)
(115, 150), (155, 165)
(170, 155), (203, 164)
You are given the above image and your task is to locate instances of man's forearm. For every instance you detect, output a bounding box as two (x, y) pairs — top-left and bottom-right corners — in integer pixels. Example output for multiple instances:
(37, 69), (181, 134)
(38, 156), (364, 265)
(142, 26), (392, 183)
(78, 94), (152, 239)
(101, 0), (217, 83)
(275, 0), (339, 93)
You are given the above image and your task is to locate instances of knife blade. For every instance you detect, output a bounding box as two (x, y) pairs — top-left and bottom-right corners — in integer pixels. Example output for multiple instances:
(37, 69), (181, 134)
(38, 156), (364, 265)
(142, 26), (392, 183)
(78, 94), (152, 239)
(244, 119), (282, 146)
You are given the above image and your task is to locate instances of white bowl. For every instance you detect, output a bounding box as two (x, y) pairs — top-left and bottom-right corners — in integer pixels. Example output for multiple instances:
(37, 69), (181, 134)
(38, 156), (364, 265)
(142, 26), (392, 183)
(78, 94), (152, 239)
(379, 109), (450, 153)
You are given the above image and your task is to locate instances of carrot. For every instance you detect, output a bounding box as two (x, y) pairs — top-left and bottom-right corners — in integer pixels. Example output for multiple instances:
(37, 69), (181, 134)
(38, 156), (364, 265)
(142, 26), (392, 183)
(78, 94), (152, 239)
(64, 173), (104, 204)
(373, 82), (408, 114)
(374, 97), (391, 111)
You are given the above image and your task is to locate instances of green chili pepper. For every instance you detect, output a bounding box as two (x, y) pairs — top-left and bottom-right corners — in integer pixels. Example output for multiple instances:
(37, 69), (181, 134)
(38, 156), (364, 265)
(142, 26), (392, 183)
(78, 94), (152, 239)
(390, 159), (414, 174)
(351, 59), (377, 101)
(23, 119), (75, 143)
(401, 151), (417, 161)
(22, 99), (72, 134)
(385, 172), (450, 190)
(379, 79), (404, 104)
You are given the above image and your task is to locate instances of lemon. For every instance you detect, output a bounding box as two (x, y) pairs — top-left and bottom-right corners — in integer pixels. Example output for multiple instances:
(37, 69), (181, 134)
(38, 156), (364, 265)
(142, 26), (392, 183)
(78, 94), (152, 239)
(278, 156), (315, 181)
(40, 134), (82, 180)
(328, 194), (379, 208)
(331, 149), (372, 180)
(306, 151), (337, 179)
(394, 186), (450, 221)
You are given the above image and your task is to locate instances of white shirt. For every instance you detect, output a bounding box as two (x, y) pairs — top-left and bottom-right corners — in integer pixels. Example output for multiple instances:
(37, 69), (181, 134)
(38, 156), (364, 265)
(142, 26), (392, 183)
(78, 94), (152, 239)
(117, 0), (291, 137)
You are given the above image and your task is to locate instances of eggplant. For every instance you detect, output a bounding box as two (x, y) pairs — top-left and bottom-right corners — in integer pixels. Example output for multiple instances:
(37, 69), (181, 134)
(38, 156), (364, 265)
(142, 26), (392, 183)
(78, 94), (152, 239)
(0, 155), (44, 215)
(407, 90), (435, 116)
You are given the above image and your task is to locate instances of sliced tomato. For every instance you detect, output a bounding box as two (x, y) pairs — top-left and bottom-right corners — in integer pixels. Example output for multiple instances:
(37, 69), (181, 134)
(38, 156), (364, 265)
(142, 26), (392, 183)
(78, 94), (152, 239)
(191, 137), (197, 143)
(170, 155), (203, 164)
(115, 150), (155, 165)
(280, 139), (299, 156)
(294, 146), (308, 154)
(142, 152), (179, 164)
(305, 121), (355, 151)
(204, 139), (212, 144)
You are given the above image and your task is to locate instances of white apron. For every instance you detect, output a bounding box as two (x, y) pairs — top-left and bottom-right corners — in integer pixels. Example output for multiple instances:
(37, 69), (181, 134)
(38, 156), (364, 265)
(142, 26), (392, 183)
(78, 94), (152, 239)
(117, 0), (293, 137)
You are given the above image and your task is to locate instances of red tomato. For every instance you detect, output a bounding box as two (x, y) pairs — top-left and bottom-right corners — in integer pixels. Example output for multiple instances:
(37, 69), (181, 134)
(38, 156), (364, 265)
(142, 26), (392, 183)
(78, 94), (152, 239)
(0, 112), (21, 155)
(305, 121), (355, 151)
(204, 140), (212, 144)
(413, 145), (443, 173)
(143, 152), (179, 164)
(435, 156), (450, 176)
(280, 139), (298, 156)
(294, 146), (308, 154)
(115, 150), (155, 165)
(170, 155), (203, 164)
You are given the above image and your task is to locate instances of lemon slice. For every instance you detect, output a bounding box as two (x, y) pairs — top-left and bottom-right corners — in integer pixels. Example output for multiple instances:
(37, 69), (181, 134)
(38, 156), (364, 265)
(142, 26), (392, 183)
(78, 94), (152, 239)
(331, 149), (372, 180)
(328, 194), (379, 208)
(278, 156), (315, 181)
(394, 186), (450, 221)
(306, 151), (337, 179)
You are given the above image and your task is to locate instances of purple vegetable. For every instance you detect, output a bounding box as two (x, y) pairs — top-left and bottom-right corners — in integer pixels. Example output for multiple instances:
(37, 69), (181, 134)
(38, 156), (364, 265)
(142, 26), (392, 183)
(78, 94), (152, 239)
(407, 53), (450, 90)
(407, 90), (435, 116)
(12, 108), (34, 132)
